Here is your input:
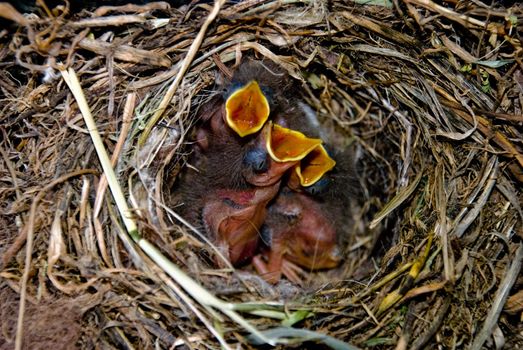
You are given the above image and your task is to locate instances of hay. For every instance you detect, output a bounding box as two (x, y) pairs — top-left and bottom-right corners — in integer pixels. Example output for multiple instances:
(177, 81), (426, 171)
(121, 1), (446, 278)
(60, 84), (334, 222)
(1, 0), (522, 348)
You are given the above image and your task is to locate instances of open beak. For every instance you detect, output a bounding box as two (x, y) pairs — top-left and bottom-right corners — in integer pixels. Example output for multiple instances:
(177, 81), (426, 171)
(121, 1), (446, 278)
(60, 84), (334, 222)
(243, 123), (324, 187)
(294, 145), (336, 187)
(266, 122), (322, 162)
(225, 80), (270, 137)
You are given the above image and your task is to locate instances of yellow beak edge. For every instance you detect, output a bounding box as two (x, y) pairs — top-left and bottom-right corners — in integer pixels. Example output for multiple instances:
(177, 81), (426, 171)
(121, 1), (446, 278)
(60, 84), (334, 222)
(266, 122), (322, 163)
(225, 81), (270, 137)
(294, 145), (336, 187)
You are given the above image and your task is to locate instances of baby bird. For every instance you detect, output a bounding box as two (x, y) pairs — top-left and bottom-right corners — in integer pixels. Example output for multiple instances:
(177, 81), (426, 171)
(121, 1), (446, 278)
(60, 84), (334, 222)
(175, 60), (296, 265)
(176, 59), (356, 275)
(175, 153), (280, 266)
(251, 147), (357, 284)
(194, 60), (304, 189)
(252, 99), (357, 284)
(252, 188), (341, 284)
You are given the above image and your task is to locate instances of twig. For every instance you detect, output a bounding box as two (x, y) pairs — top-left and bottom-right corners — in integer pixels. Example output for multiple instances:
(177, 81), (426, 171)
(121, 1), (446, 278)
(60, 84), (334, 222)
(70, 15), (147, 27)
(470, 244), (523, 350)
(15, 169), (97, 350)
(138, 0), (226, 146)
(410, 297), (451, 350)
(405, 0), (493, 30)
(78, 38), (171, 67)
(93, 93), (136, 218)
(452, 157), (499, 238)
(370, 171), (423, 229)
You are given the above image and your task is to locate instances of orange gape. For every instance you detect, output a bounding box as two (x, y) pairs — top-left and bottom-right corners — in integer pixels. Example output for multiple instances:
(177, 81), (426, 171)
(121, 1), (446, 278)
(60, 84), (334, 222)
(294, 145), (336, 187)
(237, 122), (327, 187)
(252, 191), (341, 284)
(265, 122), (322, 162)
(225, 80), (269, 137)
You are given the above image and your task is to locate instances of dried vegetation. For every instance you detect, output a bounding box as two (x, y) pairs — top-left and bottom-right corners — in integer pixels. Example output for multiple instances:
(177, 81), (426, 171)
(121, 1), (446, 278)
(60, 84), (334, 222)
(0, 0), (522, 349)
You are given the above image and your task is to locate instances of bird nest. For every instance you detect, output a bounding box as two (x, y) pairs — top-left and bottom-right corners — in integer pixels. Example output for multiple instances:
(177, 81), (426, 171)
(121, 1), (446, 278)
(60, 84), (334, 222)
(1, 0), (522, 349)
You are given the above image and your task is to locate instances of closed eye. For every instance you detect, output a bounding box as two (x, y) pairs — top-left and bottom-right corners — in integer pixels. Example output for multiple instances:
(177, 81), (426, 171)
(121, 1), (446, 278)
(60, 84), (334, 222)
(304, 177), (330, 196)
(223, 198), (242, 209)
(243, 148), (269, 174)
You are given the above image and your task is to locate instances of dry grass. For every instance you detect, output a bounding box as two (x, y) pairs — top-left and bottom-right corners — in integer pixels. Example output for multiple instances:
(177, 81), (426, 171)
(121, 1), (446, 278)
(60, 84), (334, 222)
(1, 0), (522, 349)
